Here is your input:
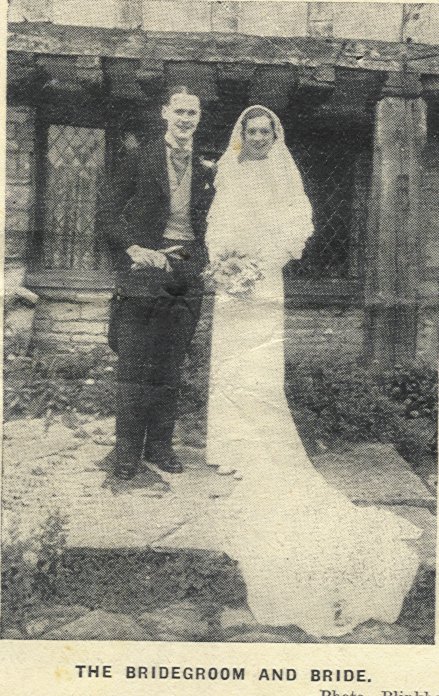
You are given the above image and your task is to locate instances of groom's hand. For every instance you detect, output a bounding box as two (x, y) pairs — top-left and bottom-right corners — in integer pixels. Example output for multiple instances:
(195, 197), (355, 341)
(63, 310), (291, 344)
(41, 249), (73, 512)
(127, 245), (171, 272)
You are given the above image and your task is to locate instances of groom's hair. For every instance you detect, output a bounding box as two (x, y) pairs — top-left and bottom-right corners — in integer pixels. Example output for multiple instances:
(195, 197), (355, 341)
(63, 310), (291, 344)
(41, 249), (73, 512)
(165, 85), (199, 105)
(241, 107), (276, 137)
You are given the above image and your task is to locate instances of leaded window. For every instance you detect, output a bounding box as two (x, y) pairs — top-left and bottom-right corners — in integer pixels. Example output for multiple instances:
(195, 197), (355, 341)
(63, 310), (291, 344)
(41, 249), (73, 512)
(41, 125), (108, 272)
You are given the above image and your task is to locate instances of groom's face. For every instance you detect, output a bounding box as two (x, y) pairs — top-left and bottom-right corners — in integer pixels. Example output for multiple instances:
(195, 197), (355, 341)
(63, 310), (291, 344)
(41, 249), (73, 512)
(162, 93), (201, 143)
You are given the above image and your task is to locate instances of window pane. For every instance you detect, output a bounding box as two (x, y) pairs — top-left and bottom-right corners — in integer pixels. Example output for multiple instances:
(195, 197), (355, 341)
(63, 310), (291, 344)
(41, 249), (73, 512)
(43, 125), (106, 271)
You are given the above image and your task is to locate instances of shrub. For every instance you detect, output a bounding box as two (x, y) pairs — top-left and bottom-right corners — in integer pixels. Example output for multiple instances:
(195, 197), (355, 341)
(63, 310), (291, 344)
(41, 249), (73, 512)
(1, 510), (69, 636)
(4, 348), (116, 421)
(285, 357), (437, 455)
(1, 522), (38, 634)
(150, 552), (247, 608)
(33, 510), (69, 601)
(379, 363), (437, 423)
(286, 358), (399, 443)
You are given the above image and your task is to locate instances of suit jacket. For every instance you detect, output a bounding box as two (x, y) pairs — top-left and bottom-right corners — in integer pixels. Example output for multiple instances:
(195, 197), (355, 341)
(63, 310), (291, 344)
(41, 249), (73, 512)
(100, 136), (215, 297)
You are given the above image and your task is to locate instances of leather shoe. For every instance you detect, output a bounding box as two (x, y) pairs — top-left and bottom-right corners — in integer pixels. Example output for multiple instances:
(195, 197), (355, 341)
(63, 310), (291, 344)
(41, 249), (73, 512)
(114, 464), (137, 480)
(147, 449), (183, 474)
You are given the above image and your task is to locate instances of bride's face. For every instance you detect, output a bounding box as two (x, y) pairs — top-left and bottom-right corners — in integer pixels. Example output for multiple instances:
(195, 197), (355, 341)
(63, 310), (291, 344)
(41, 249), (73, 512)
(242, 115), (276, 160)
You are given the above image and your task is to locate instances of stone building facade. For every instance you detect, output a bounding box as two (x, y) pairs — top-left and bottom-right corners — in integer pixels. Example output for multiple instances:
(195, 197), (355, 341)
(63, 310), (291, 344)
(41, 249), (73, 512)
(5, 1), (439, 365)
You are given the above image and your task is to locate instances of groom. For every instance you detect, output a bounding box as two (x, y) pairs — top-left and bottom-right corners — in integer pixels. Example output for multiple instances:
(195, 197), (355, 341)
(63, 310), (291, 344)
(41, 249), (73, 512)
(103, 86), (215, 479)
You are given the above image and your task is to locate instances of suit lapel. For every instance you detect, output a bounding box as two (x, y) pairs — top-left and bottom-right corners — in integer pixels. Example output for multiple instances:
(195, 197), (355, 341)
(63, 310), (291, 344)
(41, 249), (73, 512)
(191, 151), (206, 206)
(146, 139), (170, 198)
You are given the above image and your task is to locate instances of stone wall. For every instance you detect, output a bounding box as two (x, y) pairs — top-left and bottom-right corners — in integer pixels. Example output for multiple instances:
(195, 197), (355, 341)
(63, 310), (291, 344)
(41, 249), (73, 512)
(31, 291), (365, 363)
(29, 295), (437, 367)
(31, 292), (112, 353)
(7, 0), (439, 46)
(284, 307), (364, 363)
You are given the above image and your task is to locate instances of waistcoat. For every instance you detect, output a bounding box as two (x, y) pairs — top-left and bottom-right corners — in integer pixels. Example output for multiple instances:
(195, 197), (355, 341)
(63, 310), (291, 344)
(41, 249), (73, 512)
(163, 154), (195, 241)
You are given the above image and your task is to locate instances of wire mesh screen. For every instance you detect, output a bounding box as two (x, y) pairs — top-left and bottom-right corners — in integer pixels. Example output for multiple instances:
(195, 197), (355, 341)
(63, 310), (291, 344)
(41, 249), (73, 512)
(288, 136), (358, 278)
(42, 125), (109, 271)
(422, 112), (439, 273)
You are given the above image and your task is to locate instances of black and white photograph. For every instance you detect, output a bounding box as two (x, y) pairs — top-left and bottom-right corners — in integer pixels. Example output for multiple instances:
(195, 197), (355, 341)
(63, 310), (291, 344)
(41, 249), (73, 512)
(1, 0), (438, 647)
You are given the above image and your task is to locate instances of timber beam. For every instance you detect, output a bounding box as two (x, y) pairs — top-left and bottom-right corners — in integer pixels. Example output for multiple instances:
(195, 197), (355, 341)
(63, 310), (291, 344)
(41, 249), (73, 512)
(9, 46), (438, 137)
(7, 51), (48, 102)
(34, 54), (105, 95)
(7, 21), (439, 76)
(8, 51), (105, 106)
(8, 49), (339, 126)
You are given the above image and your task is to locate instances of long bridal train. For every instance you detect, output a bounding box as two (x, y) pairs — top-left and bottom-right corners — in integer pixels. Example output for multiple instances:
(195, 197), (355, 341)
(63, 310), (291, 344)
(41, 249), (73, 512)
(165, 287), (421, 638)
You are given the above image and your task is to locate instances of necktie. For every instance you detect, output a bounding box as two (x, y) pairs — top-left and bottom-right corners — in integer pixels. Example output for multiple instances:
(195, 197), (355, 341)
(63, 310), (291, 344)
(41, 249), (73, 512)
(170, 147), (190, 185)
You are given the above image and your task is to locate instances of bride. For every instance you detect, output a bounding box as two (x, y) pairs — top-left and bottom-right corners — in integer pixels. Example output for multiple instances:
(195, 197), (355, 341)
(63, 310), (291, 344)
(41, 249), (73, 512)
(170, 106), (422, 638)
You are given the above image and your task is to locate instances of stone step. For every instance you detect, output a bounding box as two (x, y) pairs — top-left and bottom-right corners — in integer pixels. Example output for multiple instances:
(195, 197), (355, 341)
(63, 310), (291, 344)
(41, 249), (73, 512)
(313, 443), (435, 506)
(41, 610), (150, 640)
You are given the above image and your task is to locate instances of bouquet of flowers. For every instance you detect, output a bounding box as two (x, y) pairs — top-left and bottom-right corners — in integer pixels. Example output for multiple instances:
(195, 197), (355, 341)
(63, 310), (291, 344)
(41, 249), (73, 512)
(204, 250), (264, 297)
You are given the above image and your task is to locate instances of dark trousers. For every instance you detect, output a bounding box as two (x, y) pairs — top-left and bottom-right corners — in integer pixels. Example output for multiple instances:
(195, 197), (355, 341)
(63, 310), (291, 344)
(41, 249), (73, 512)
(110, 288), (202, 466)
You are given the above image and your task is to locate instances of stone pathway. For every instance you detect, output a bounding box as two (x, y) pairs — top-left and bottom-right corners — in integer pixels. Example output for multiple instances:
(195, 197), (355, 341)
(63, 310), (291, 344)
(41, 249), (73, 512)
(3, 417), (435, 565)
(2, 416), (436, 642)
(313, 443), (436, 570)
(2, 417), (236, 549)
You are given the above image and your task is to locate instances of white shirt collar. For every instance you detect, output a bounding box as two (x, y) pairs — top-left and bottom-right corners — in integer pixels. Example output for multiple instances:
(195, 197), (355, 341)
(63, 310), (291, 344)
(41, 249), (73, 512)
(165, 131), (193, 152)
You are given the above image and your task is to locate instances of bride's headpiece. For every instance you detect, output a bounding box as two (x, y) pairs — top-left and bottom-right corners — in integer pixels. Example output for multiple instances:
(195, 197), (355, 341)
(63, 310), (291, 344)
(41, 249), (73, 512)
(206, 105), (315, 262)
(214, 105), (302, 196)
(226, 105), (284, 157)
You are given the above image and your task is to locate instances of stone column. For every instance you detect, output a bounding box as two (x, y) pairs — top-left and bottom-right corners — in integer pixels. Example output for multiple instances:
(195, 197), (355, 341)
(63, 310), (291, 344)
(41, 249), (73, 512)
(4, 105), (37, 354)
(5, 105), (36, 295)
(365, 73), (427, 366)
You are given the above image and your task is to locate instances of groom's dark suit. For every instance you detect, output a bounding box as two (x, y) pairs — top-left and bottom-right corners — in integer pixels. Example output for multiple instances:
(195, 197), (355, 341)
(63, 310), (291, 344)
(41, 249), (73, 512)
(101, 136), (215, 471)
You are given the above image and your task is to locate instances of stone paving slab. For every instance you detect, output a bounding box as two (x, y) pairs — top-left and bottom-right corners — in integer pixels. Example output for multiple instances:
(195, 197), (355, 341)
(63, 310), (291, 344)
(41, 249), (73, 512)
(2, 418), (436, 571)
(3, 420), (79, 465)
(313, 443), (435, 505)
(2, 418), (232, 549)
(376, 505), (437, 569)
(25, 605), (91, 638)
(42, 610), (150, 641)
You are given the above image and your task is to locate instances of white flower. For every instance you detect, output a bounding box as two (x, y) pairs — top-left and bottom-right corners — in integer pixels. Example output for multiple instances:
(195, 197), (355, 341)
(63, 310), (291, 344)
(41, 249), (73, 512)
(200, 157), (216, 169)
(204, 250), (264, 298)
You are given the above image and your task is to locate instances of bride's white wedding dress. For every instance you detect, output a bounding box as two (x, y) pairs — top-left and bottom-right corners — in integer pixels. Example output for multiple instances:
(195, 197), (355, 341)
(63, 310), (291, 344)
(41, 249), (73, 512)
(169, 108), (422, 638)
